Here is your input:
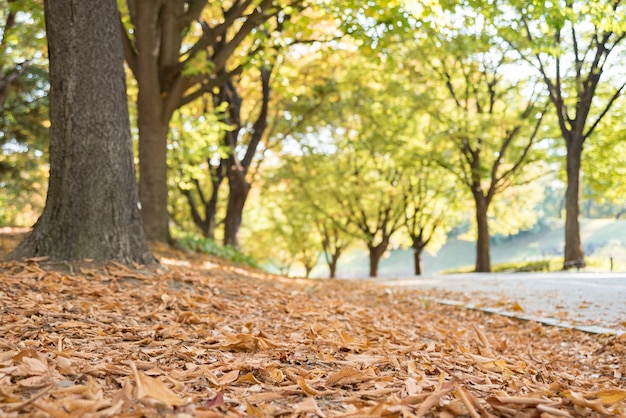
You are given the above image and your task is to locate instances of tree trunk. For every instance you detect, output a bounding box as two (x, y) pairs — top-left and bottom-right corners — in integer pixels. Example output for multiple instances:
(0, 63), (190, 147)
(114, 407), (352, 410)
(328, 249), (341, 279)
(564, 140), (585, 266)
(474, 192), (491, 272)
(223, 167), (250, 248)
(138, 118), (170, 242)
(304, 265), (313, 279)
(368, 241), (388, 278)
(203, 164), (225, 239)
(10, 0), (154, 265)
(412, 240), (425, 276)
(182, 161), (225, 239)
(134, 1), (170, 242)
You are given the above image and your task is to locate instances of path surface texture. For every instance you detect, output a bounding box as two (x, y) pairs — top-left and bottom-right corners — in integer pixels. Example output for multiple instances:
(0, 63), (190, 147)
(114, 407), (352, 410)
(379, 272), (626, 335)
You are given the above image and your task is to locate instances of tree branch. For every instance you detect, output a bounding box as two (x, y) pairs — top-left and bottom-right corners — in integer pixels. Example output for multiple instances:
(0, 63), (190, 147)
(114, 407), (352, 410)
(119, 17), (138, 77)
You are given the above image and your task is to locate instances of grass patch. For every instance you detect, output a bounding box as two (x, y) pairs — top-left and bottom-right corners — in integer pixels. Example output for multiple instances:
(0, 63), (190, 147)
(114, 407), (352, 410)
(176, 234), (259, 268)
(440, 256), (620, 274)
(442, 258), (562, 274)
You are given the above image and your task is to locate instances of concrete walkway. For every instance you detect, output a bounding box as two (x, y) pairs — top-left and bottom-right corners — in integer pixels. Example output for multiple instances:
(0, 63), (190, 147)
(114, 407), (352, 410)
(377, 272), (626, 335)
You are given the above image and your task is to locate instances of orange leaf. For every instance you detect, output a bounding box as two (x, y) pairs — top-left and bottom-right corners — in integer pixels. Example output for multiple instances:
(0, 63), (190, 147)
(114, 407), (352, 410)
(587, 389), (626, 404)
(236, 372), (261, 384)
(297, 376), (322, 396)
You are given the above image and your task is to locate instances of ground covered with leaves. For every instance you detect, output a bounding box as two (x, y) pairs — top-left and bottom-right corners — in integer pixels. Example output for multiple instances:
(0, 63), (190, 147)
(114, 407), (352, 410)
(0, 242), (625, 417)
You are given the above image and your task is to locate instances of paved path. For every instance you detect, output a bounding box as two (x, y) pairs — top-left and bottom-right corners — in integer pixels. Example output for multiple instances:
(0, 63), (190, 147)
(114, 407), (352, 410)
(377, 272), (626, 335)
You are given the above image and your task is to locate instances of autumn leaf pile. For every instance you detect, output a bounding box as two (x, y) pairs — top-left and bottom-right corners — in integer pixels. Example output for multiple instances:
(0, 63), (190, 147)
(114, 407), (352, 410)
(0, 250), (625, 417)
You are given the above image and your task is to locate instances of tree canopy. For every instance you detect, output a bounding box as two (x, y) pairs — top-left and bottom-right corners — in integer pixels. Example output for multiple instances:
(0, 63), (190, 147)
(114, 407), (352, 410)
(2, 0), (626, 275)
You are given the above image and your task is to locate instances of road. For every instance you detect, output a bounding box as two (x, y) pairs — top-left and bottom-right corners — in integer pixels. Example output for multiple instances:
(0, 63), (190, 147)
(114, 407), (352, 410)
(377, 272), (626, 335)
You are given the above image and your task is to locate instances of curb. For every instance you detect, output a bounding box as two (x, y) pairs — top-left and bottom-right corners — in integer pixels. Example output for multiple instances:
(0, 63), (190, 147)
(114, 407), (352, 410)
(431, 297), (625, 336)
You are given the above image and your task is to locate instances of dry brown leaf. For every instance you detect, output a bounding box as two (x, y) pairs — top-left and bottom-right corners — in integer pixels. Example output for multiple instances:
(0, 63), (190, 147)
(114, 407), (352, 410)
(326, 366), (362, 386)
(131, 362), (189, 407)
(217, 369), (240, 386)
(203, 391), (224, 408)
(245, 391), (285, 404)
(236, 371), (261, 384)
(245, 401), (266, 417)
(297, 376), (323, 396)
(1, 237), (625, 417)
(455, 385), (480, 418)
(578, 388), (626, 404)
(415, 381), (455, 417)
(562, 389), (616, 414)
(294, 397), (325, 416)
(472, 323), (495, 356)
(536, 403), (574, 417)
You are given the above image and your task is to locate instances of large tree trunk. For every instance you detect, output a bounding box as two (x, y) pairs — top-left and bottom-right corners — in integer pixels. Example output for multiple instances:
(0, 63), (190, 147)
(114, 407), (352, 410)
(10, 0), (154, 265)
(474, 193), (491, 272)
(564, 139), (585, 267)
(138, 119), (170, 242)
(134, 1), (170, 242)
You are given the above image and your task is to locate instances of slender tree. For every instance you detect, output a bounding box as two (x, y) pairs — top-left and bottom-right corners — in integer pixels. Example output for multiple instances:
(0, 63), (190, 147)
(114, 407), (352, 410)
(317, 218), (351, 279)
(11, 0), (153, 265)
(416, 26), (547, 272)
(496, 0), (626, 267)
(399, 158), (453, 276)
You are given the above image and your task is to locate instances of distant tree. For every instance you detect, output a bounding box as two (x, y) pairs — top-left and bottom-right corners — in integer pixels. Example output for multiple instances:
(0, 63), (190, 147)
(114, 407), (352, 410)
(0, 0), (48, 224)
(258, 158), (354, 278)
(168, 105), (227, 239)
(316, 217), (352, 279)
(414, 23), (548, 272)
(398, 157), (455, 276)
(495, 0), (626, 267)
(11, 0), (153, 264)
(577, 94), (626, 219)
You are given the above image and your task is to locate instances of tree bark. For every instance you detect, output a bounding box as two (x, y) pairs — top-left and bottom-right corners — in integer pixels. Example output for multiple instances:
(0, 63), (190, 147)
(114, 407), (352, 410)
(223, 166), (250, 248)
(133, 1), (171, 242)
(328, 255), (339, 279)
(181, 161), (225, 239)
(327, 248), (342, 279)
(320, 222), (344, 279)
(474, 192), (491, 272)
(368, 241), (388, 278)
(10, 0), (154, 265)
(203, 163), (226, 239)
(564, 137), (585, 267)
(304, 264), (313, 279)
(412, 241), (425, 276)
(221, 66), (271, 248)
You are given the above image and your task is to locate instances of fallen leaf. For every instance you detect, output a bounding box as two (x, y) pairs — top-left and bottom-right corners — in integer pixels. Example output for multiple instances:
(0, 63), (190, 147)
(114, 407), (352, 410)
(131, 362), (188, 407)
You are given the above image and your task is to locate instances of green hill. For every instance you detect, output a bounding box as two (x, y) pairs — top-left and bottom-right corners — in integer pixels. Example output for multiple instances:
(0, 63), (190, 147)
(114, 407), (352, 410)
(310, 218), (626, 278)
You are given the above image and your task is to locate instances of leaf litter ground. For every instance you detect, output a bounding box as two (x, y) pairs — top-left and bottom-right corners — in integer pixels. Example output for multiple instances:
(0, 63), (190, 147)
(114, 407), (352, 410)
(0, 239), (625, 417)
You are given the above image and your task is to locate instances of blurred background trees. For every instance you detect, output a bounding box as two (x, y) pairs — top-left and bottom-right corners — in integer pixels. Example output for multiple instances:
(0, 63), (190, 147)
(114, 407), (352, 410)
(2, 0), (626, 275)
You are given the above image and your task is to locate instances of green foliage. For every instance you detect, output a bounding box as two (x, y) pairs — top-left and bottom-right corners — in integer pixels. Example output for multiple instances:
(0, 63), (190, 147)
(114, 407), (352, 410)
(181, 50), (215, 78)
(167, 105), (228, 235)
(0, 1), (48, 226)
(176, 233), (259, 269)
